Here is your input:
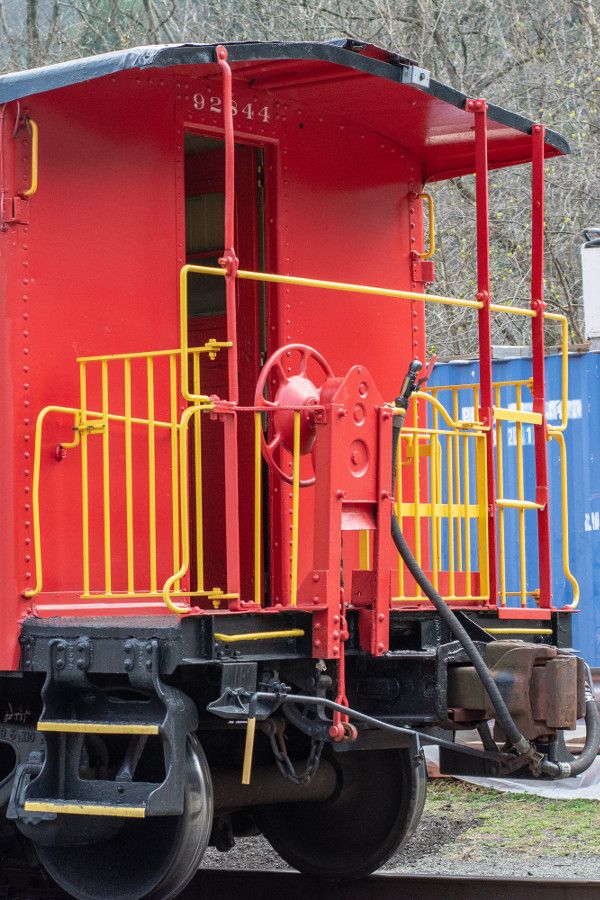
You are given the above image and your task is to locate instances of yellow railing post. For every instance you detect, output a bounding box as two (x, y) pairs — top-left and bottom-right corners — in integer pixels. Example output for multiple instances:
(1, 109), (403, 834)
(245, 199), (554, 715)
(169, 354), (180, 593)
(162, 405), (197, 614)
(290, 412), (301, 607)
(147, 357), (157, 594)
(549, 430), (580, 607)
(544, 312), (569, 431)
(515, 383), (527, 607)
(80, 363), (90, 597)
(192, 352), (205, 594)
(124, 358), (134, 594)
(446, 434), (455, 597)
(495, 384), (506, 606)
(412, 407), (422, 597)
(254, 412), (262, 606)
(462, 432), (472, 597)
(101, 360), (112, 594)
(452, 388), (463, 570)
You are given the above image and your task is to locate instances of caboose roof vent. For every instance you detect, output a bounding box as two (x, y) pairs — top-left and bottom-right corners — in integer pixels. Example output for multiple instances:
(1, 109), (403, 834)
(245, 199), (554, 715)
(582, 227), (600, 350)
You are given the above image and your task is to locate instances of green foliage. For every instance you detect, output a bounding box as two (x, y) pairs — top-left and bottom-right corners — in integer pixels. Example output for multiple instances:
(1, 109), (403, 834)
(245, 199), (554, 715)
(427, 779), (600, 857)
(0, 0), (596, 355)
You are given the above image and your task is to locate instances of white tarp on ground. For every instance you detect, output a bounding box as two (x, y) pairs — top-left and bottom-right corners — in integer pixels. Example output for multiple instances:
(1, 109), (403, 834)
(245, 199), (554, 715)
(425, 729), (600, 800)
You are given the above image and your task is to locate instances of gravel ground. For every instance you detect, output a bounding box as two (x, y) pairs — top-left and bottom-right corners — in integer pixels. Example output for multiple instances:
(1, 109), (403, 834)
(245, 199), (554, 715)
(203, 823), (600, 879)
(202, 780), (600, 881)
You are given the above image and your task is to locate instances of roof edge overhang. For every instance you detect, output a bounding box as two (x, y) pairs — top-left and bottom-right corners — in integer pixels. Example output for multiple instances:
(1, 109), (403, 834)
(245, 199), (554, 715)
(0, 39), (570, 173)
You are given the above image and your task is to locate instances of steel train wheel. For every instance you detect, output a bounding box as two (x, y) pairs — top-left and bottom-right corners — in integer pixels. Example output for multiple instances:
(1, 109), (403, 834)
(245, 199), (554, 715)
(34, 736), (212, 900)
(254, 748), (426, 879)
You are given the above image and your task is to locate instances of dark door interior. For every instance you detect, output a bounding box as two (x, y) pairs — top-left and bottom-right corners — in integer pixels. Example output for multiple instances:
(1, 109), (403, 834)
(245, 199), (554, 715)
(184, 134), (264, 603)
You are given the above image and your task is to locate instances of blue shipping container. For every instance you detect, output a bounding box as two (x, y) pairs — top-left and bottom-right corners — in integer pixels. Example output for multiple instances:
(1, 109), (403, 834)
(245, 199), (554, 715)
(430, 352), (600, 664)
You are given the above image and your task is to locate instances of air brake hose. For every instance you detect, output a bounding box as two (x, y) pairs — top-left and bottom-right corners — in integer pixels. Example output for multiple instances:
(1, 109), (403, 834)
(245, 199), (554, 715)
(390, 511), (527, 753)
(390, 364), (600, 776)
(547, 664), (600, 779)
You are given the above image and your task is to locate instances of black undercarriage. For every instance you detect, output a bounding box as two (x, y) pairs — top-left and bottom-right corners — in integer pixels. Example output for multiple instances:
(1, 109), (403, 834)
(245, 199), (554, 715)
(0, 609), (578, 900)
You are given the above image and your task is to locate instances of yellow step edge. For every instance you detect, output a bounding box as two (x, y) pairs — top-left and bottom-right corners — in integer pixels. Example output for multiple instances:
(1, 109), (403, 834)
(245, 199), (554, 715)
(37, 722), (159, 735)
(24, 801), (146, 818)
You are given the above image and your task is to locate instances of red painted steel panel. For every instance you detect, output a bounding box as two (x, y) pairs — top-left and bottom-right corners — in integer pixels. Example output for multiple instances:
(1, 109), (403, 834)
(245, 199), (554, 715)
(0, 50), (558, 669)
(0, 64), (426, 666)
(176, 76), (425, 608)
(1, 73), (183, 663)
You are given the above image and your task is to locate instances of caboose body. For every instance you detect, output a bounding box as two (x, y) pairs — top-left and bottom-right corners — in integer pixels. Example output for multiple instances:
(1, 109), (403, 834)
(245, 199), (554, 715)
(0, 41), (594, 900)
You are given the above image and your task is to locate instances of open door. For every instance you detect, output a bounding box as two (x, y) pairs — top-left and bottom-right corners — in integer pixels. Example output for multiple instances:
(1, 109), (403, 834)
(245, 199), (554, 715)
(184, 135), (264, 603)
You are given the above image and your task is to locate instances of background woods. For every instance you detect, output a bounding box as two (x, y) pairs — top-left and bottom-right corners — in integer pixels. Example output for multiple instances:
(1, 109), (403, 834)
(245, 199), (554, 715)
(1, 0), (598, 356)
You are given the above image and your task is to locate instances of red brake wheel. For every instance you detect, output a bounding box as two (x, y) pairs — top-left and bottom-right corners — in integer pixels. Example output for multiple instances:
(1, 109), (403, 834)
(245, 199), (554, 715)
(254, 343), (333, 486)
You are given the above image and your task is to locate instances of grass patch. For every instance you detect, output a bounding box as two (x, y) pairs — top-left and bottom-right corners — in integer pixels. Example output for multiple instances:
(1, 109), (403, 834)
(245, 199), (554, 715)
(424, 778), (600, 859)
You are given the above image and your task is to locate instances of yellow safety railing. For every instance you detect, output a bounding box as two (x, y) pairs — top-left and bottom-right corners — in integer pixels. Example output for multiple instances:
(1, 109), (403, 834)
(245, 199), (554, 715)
(25, 344), (233, 610)
(431, 377), (545, 608)
(392, 391), (490, 605)
(26, 262), (574, 615)
(548, 429), (580, 608)
(495, 380), (538, 608)
(430, 346), (578, 610)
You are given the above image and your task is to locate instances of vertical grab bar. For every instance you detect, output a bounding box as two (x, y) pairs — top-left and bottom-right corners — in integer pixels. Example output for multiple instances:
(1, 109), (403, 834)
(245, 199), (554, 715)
(416, 192), (435, 259)
(20, 117), (38, 198)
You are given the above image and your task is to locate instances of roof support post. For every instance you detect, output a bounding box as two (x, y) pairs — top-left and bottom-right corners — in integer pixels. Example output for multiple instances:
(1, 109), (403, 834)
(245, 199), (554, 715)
(530, 124), (552, 608)
(468, 98), (498, 608)
(216, 45), (241, 605)
(216, 44), (239, 405)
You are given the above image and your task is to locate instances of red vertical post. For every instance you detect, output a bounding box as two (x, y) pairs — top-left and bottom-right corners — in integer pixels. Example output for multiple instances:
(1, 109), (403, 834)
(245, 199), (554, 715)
(467, 98), (498, 607)
(530, 124), (552, 608)
(216, 45), (241, 604)
(216, 45), (239, 404)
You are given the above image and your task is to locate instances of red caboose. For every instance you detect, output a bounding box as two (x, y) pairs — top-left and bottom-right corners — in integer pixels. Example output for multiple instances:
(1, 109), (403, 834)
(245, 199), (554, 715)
(0, 40), (596, 900)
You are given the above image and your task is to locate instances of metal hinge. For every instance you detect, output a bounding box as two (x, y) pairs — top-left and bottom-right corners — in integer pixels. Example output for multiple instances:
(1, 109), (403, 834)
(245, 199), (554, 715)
(411, 257), (435, 285)
(1, 195), (29, 227)
(401, 65), (430, 88)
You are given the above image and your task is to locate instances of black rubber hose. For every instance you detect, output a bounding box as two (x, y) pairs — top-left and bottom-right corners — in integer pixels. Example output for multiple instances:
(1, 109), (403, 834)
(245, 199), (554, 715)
(390, 410), (528, 754)
(390, 511), (528, 753)
(541, 664), (600, 779)
(391, 406), (600, 777)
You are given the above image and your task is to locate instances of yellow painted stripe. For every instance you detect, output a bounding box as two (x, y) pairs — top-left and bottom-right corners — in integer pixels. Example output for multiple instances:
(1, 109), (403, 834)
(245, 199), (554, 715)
(24, 801), (146, 818)
(484, 628), (553, 635)
(214, 629), (305, 643)
(37, 722), (159, 735)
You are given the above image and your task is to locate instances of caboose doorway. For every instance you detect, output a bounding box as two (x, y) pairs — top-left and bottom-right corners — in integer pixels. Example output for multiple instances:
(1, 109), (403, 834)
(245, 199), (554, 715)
(184, 134), (265, 603)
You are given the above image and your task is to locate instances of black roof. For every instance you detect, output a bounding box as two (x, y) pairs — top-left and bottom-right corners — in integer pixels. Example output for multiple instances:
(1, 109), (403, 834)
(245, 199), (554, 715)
(0, 40), (569, 172)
